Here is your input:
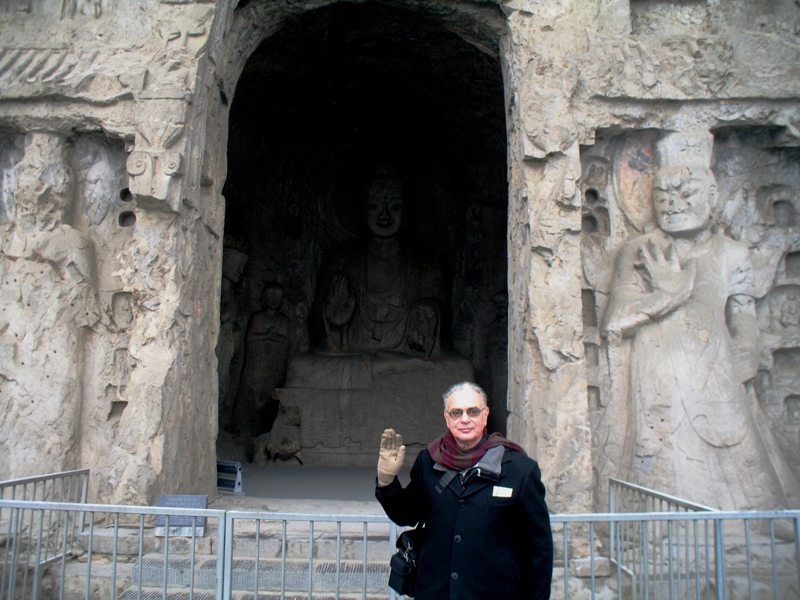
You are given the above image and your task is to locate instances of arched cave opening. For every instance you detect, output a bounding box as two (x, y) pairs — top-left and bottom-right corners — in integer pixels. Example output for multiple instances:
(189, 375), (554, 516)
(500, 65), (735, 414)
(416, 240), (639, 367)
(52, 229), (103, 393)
(218, 2), (509, 460)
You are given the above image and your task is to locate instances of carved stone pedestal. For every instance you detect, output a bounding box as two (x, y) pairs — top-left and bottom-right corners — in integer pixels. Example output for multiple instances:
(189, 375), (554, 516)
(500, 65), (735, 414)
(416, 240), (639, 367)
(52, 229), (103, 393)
(275, 352), (474, 467)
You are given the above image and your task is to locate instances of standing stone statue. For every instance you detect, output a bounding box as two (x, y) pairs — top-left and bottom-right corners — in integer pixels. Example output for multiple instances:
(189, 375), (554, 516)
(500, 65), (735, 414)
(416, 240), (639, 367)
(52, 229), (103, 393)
(313, 172), (446, 358)
(216, 248), (248, 431)
(602, 131), (800, 512)
(486, 289), (509, 427)
(0, 132), (101, 478)
(235, 281), (289, 434)
(779, 291), (800, 329)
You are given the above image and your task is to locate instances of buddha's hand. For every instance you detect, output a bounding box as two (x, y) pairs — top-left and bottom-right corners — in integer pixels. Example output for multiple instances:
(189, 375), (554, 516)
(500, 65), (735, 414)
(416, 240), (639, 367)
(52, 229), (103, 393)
(637, 241), (697, 298)
(377, 428), (405, 487)
(325, 274), (356, 327)
(406, 301), (438, 355)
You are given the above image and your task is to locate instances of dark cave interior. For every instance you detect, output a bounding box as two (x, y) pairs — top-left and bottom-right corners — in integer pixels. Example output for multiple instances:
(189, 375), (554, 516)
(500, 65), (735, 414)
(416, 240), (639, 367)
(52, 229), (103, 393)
(219, 2), (510, 437)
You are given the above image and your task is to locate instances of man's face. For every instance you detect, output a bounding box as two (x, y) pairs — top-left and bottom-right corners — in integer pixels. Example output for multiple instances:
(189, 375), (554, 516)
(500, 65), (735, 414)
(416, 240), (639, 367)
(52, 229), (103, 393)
(444, 388), (489, 451)
(366, 181), (403, 238)
(652, 167), (715, 236)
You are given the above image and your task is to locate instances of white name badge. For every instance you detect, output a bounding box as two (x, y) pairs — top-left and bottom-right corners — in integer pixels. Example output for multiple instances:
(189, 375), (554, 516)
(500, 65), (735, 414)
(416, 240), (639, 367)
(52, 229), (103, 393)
(493, 486), (513, 498)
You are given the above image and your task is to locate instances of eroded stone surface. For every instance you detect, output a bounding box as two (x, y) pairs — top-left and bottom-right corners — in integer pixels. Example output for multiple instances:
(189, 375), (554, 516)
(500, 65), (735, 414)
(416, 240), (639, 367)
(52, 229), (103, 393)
(0, 0), (797, 518)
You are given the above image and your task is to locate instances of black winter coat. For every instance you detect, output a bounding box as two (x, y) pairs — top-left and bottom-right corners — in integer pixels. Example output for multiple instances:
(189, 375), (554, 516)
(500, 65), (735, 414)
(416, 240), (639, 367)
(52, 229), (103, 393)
(376, 447), (553, 599)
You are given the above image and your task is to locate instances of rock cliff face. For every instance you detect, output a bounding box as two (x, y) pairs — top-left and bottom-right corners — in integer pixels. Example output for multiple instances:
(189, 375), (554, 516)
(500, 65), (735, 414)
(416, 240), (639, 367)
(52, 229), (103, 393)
(0, 0), (798, 513)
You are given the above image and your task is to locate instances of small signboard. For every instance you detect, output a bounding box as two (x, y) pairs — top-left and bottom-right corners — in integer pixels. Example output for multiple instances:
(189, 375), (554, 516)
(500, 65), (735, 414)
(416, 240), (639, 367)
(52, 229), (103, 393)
(154, 495), (207, 538)
(217, 460), (244, 496)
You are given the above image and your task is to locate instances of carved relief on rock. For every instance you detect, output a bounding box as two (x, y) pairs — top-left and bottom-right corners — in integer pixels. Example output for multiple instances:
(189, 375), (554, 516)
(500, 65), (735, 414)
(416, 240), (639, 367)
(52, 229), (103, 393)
(217, 248), (248, 433)
(158, 4), (213, 55)
(0, 132), (102, 478)
(0, 0), (100, 16)
(123, 3), (213, 212)
(0, 45), (139, 104)
(0, 134), (24, 232)
(61, 0), (101, 18)
(592, 129), (800, 514)
(585, 36), (735, 100)
(0, 48), (80, 87)
(111, 292), (134, 330)
(126, 99), (187, 211)
(519, 58), (577, 159)
(712, 129), (800, 482)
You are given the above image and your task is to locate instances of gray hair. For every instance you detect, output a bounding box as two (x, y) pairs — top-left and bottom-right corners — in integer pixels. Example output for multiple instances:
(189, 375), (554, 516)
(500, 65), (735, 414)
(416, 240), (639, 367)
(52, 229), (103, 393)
(442, 382), (488, 411)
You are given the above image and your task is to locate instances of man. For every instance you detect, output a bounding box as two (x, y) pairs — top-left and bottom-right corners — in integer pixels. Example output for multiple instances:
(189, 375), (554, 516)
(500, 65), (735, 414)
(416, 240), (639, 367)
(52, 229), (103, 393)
(375, 382), (553, 599)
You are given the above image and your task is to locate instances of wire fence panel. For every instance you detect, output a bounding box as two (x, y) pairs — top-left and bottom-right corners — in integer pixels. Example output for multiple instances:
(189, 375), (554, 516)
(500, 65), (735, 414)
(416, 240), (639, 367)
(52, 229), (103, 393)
(553, 511), (800, 600)
(0, 471), (90, 506)
(0, 473), (798, 600)
(222, 510), (397, 600)
(0, 471), (90, 600)
(0, 500), (226, 600)
(608, 478), (721, 600)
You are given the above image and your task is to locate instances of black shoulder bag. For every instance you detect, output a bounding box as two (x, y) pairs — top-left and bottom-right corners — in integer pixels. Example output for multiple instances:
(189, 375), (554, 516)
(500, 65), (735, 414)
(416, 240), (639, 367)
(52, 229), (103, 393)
(388, 469), (458, 597)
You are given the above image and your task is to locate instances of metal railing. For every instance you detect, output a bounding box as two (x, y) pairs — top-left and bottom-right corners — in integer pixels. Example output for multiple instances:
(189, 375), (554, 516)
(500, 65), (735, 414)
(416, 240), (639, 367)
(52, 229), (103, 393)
(0, 470), (89, 505)
(1, 473), (799, 600)
(610, 478), (719, 515)
(608, 478), (722, 599)
(1, 499), (226, 600)
(223, 510), (398, 599)
(552, 510), (800, 600)
(0, 471), (90, 600)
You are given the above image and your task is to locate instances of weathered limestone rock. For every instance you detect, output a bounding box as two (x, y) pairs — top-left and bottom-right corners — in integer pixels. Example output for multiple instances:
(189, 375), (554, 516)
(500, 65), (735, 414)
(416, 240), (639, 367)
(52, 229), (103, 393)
(0, 0), (797, 524)
(0, 1), (225, 504)
(0, 132), (101, 477)
(504, 1), (594, 516)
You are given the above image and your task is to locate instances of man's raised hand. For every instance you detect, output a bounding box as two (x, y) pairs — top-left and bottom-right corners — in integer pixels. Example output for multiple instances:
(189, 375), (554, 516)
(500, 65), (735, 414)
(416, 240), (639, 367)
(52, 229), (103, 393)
(377, 428), (405, 487)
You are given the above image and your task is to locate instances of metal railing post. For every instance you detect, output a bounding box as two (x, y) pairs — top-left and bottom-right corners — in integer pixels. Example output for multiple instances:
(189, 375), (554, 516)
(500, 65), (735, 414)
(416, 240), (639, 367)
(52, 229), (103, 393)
(714, 519), (727, 600)
(389, 521), (398, 600)
(31, 510), (45, 600)
(222, 511), (234, 600)
(7, 507), (22, 600)
(795, 516), (800, 600)
(609, 480), (616, 561)
(563, 524), (569, 600)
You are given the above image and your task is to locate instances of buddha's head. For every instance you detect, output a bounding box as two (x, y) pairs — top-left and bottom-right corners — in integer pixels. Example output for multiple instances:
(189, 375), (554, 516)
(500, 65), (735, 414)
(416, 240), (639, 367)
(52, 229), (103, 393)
(262, 281), (284, 310)
(365, 177), (404, 239)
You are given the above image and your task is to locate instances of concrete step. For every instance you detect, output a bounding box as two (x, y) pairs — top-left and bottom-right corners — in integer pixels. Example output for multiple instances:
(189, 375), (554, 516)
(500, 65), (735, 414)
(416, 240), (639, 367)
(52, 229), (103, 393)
(229, 529), (393, 561)
(53, 557), (394, 599)
(78, 520), (394, 561)
(46, 561), (134, 600)
(117, 588), (390, 600)
(132, 554), (390, 594)
(78, 526), (216, 556)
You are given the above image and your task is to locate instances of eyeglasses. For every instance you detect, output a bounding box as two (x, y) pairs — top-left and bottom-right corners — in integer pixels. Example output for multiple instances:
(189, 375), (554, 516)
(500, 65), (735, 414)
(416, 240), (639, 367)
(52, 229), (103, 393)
(445, 407), (486, 419)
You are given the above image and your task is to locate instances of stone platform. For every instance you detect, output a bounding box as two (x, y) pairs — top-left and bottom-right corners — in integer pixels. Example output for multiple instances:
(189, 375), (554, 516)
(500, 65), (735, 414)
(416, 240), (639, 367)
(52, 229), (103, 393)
(276, 352), (473, 467)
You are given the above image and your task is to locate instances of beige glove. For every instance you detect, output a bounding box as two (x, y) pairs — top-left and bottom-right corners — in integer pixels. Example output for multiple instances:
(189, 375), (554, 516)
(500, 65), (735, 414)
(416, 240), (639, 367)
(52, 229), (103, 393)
(377, 428), (406, 487)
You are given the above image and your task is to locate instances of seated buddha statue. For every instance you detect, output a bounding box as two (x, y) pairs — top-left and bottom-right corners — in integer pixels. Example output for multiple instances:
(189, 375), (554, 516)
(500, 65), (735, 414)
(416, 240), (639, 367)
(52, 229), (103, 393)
(276, 171), (474, 466)
(312, 174), (446, 359)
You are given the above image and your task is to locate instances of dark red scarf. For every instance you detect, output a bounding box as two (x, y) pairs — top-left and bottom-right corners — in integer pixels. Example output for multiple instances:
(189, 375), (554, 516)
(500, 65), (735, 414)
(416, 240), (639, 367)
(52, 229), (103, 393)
(428, 432), (526, 471)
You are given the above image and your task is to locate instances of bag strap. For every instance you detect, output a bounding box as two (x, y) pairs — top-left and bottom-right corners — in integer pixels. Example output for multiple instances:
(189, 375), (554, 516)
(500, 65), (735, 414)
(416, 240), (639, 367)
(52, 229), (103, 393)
(416, 469), (459, 530)
(435, 468), (458, 495)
